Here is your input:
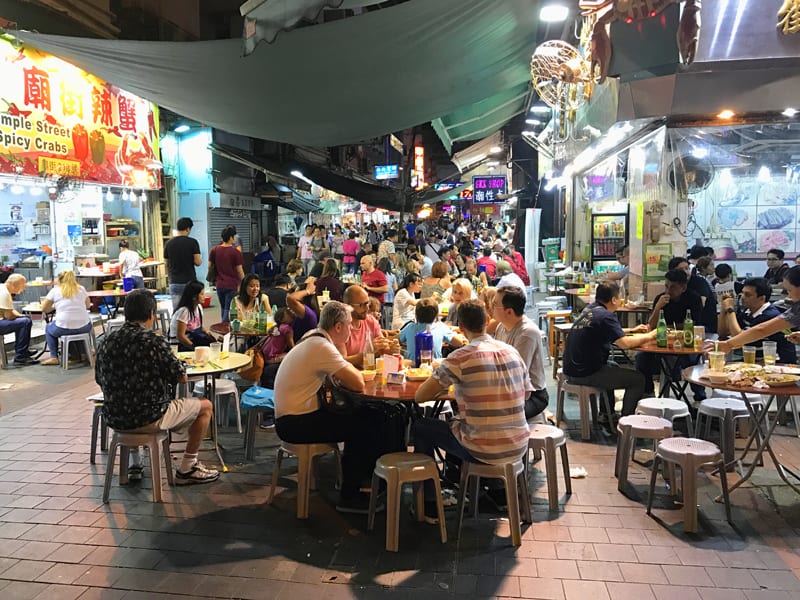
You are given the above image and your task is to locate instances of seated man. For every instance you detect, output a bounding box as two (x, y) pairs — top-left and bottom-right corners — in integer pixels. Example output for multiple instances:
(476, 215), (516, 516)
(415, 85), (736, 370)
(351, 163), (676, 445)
(563, 281), (656, 423)
(671, 256), (716, 333)
(274, 301), (386, 514)
(636, 268), (705, 402)
(95, 289), (218, 484)
(493, 286), (549, 420)
(399, 298), (466, 362)
(340, 284), (387, 366)
(414, 299), (530, 523)
(0, 274), (36, 366)
(718, 276), (796, 363)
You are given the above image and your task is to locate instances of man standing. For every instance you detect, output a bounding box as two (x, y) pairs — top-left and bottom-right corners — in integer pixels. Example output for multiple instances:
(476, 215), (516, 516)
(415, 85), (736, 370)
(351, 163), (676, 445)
(360, 255), (388, 304)
(95, 289), (218, 484)
(413, 299), (530, 522)
(0, 274), (36, 366)
(377, 229), (398, 266)
(164, 217), (202, 309)
(562, 281), (656, 421)
(297, 225), (314, 275)
(718, 277), (797, 363)
(274, 301), (385, 513)
(637, 268), (705, 401)
(493, 286), (548, 420)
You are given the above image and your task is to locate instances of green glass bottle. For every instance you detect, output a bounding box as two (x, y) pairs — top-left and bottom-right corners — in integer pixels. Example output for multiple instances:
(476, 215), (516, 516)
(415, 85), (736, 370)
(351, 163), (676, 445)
(683, 309), (694, 349)
(656, 310), (668, 348)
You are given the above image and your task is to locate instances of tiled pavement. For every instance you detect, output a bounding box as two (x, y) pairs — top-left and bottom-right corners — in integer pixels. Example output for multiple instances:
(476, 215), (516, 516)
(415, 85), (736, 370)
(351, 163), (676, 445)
(1, 358), (800, 598)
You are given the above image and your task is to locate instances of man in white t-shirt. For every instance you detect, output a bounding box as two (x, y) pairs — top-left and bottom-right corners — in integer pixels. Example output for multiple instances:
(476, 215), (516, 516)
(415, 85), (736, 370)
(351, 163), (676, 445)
(0, 274), (36, 366)
(296, 225), (314, 275)
(274, 301), (385, 514)
(495, 260), (526, 290)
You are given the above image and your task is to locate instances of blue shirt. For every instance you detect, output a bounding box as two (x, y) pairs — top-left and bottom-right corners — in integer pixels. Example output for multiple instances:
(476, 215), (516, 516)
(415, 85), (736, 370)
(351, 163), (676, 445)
(739, 303), (797, 363)
(562, 302), (625, 378)
(399, 321), (454, 361)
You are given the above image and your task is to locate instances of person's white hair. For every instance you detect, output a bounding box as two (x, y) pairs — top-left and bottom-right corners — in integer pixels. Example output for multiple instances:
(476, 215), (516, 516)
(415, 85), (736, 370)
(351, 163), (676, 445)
(319, 300), (352, 331)
(4, 273), (26, 288)
(495, 260), (512, 276)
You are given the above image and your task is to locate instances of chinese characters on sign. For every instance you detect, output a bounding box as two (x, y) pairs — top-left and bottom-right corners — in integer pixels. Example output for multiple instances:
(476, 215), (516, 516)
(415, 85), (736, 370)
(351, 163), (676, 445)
(412, 146), (425, 190)
(471, 175), (507, 204)
(374, 164), (398, 180)
(0, 37), (161, 189)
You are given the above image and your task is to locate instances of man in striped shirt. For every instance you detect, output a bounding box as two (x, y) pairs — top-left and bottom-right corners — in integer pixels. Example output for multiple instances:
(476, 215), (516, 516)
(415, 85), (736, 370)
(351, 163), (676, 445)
(414, 299), (530, 523)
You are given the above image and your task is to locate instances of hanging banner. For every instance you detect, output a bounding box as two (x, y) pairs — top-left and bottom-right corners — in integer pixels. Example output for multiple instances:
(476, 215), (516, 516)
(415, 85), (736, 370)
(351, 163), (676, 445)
(0, 38), (161, 189)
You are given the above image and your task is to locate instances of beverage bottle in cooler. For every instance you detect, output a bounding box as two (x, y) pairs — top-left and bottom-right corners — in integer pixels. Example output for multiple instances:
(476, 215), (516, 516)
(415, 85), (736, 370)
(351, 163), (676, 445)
(364, 331), (376, 370)
(656, 310), (668, 348)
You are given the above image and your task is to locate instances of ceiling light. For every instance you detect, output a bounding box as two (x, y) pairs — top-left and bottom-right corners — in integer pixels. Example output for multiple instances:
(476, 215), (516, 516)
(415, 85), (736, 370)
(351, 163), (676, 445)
(291, 170), (303, 178)
(783, 108), (798, 117)
(29, 185), (43, 196)
(522, 130), (535, 136)
(717, 109), (735, 119)
(487, 160), (499, 166)
(106, 189), (113, 201)
(174, 124), (190, 133)
(530, 102), (551, 115)
(10, 184), (24, 195)
(526, 118), (541, 125)
(489, 146), (502, 154)
(539, 4), (569, 22)
(487, 165), (495, 172)
(691, 147), (708, 159)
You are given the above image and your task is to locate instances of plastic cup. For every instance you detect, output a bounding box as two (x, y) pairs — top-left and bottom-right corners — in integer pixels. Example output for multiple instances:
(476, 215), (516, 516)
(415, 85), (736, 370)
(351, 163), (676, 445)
(743, 346), (756, 364)
(762, 341), (777, 366)
(230, 319), (241, 332)
(708, 351), (725, 371)
(194, 346), (210, 366)
(209, 342), (222, 360)
(170, 343), (179, 357)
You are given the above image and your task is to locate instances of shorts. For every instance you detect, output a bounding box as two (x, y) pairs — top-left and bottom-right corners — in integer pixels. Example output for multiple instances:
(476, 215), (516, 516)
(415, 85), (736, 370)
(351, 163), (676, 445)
(123, 397), (201, 435)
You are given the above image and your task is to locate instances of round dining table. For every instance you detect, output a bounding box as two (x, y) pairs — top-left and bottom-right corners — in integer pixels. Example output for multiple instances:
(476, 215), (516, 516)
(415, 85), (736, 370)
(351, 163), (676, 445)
(637, 339), (704, 403)
(180, 351), (251, 472)
(682, 364), (800, 497)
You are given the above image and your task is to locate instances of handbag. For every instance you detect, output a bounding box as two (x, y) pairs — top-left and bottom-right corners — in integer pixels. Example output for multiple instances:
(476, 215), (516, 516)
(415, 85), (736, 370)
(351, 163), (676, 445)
(238, 337), (266, 381)
(317, 377), (359, 415)
(206, 261), (217, 284)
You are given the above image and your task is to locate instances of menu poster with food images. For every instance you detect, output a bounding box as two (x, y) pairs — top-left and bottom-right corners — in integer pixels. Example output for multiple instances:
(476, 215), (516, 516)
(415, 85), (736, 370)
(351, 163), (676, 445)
(692, 176), (800, 256)
(0, 37), (161, 189)
(644, 243), (673, 279)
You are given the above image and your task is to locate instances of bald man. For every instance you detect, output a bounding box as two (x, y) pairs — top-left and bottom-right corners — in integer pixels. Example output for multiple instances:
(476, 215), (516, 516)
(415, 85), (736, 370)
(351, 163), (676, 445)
(360, 255), (388, 304)
(341, 284), (385, 367)
(0, 274), (36, 365)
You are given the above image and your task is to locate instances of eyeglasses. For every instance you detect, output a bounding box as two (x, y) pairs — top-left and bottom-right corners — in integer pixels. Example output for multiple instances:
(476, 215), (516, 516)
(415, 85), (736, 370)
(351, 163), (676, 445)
(349, 301), (370, 308)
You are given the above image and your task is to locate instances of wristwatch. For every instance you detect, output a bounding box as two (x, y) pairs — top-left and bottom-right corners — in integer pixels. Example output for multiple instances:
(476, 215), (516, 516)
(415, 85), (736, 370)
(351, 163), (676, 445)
(725, 307), (735, 314)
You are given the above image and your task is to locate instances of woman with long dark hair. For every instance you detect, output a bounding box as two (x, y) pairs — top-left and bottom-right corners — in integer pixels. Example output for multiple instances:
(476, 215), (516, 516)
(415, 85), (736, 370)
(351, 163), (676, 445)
(209, 225), (244, 321)
(233, 274), (272, 322)
(392, 273), (422, 329)
(315, 258), (344, 301)
(170, 280), (217, 351)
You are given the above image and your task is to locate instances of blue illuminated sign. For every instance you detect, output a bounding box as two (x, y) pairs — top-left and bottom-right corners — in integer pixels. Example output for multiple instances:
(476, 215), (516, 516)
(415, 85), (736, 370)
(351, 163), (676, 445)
(374, 164), (399, 180)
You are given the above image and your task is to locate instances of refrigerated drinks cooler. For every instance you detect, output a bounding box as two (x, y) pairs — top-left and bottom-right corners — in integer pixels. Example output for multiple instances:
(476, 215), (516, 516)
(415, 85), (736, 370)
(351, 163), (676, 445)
(591, 213), (627, 275)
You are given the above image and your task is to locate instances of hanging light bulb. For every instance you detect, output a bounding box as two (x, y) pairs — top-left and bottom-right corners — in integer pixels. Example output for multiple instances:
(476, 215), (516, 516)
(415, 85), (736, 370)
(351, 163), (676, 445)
(139, 191), (147, 202)
(106, 188), (113, 202)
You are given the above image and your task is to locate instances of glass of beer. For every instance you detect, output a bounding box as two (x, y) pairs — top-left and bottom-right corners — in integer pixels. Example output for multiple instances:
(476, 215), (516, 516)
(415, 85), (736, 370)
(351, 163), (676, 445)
(762, 341), (777, 366)
(708, 351), (725, 371)
(742, 346), (756, 364)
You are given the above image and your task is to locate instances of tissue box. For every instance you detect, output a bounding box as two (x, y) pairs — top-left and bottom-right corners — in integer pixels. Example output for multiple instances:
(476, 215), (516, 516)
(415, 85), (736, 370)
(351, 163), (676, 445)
(387, 372), (406, 385)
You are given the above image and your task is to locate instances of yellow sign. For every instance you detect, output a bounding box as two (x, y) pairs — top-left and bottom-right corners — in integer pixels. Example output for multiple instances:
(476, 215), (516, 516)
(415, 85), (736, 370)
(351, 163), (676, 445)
(778, 0), (800, 34)
(636, 201), (644, 239)
(38, 156), (80, 177)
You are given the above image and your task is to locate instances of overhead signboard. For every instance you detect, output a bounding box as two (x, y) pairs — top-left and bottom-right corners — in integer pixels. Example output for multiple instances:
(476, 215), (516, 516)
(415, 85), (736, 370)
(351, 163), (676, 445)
(472, 175), (507, 204)
(389, 134), (403, 155)
(434, 182), (460, 192)
(459, 189), (473, 200)
(374, 164), (398, 180)
(0, 37), (161, 189)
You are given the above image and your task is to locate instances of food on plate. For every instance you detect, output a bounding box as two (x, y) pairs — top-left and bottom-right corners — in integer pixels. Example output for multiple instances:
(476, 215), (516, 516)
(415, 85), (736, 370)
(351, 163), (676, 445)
(405, 367), (432, 380)
(702, 369), (728, 384)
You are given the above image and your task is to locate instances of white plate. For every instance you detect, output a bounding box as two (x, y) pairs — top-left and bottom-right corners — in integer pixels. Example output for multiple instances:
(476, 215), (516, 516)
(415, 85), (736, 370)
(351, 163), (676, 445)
(764, 365), (800, 375)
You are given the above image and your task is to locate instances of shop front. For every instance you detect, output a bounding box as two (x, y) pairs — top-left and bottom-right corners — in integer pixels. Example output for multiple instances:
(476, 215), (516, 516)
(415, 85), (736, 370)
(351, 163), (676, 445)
(0, 36), (161, 300)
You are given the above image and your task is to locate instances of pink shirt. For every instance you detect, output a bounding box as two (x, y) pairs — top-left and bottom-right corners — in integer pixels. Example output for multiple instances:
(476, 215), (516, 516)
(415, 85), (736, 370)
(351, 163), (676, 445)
(342, 239), (360, 264)
(344, 315), (382, 356)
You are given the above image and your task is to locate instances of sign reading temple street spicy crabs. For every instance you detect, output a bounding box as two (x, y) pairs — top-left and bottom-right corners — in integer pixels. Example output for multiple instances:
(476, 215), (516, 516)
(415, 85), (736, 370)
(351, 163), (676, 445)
(0, 38), (161, 189)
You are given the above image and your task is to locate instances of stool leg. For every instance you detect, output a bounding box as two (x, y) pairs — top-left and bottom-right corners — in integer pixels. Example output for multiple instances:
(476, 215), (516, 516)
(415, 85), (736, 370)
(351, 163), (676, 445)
(617, 429), (632, 494)
(266, 448), (285, 504)
(367, 471), (380, 531)
(119, 447), (130, 485)
(718, 459), (732, 525)
(544, 438), (559, 511)
(162, 436), (174, 486)
(385, 470), (400, 552)
(413, 481), (424, 523)
(518, 469), (533, 523)
(503, 464), (522, 546)
(296, 451), (312, 519)
(431, 474), (448, 544)
(560, 444), (572, 495)
(148, 440), (162, 503)
(100, 414), (108, 451)
(456, 467), (470, 540)
(646, 455), (661, 516)
(685, 414), (694, 437)
(682, 463), (699, 533)
(102, 435), (119, 504)
(233, 389), (242, 434)
(721, 410), (735, 469)
(579, 392), (591, 441)
(90, 407), (100, 465)
(555, 388), (564, 425)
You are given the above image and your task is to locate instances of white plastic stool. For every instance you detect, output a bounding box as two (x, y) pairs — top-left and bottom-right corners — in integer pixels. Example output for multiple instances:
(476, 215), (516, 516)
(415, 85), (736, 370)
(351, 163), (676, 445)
(615, 415), (673, 494)
(635, 397), (694, 436)
(555, 369), (610, 440)
(266, 443), (342, 519)
(104, 317), (125, 336)
(526, 424), (571, 511)
(367, 453), (447, 552)
(59, 331), (95, 369)
(696, 397), (750, 469)
(102, 430), (174, 503)
(194, 379), (242, 433)
(646, 437), (731, 533)
(456, 458), (531, 546)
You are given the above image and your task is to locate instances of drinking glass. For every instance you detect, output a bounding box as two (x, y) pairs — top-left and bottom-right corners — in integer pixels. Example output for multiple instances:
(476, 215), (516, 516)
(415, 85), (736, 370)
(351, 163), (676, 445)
(194, 346), (210, 366)
(693, 326), (705, 348)
(209, 342), (222, 361)
(762, 341), (778, 366)
(708, 351), (725, 371)
(170, 343), (180, 357)
(419, 349), (432, 368)
(742, 346), (756, 364)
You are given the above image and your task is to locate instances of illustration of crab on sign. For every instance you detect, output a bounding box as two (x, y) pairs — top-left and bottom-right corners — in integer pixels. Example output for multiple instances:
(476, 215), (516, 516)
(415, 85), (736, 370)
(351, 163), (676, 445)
(0, 36), (161, 189)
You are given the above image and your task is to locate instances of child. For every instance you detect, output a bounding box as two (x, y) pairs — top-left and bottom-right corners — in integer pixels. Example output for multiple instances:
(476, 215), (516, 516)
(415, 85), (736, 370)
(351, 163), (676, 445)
(262, 308), (295, 363)
(399, 298), (466, 362)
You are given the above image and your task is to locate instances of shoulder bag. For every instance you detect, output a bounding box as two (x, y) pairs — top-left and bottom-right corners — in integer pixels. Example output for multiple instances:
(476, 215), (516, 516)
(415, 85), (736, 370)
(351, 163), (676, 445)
(238, 337), (267, 382)
(206, 246), (218, 284)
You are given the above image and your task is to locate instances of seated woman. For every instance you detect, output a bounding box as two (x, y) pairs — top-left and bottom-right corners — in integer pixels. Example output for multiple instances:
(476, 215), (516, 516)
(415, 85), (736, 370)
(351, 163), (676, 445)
(444, 277), (473, 327)
(420, 261), (451, 300)
(170, 280), (217, 351)
(392, 273), (422, 329)
(315, 258), (344, 302)
(40, 270), (92, 365)
(232, 273), (272, 322)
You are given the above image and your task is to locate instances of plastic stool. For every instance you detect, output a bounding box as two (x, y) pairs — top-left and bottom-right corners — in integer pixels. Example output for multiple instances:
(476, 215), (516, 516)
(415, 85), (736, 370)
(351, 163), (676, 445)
(88, 392), (108, 464)
(456, 458), (531, 546)
(266, 443), (342, 519)
(646, 437), (731, 533)
(194, 379), (242, 433)
(0, 343), (7, 369)
(367, 453), (447, 552)
(696, 397), (750, 469)
(615, 415), (673, 494)
(102, 430), (174, 503)
(59, 331), (95, 369)
(555, 369), (611, 440)
(526, 424), (571, 511)
(241, 387), (275, 460)
(635, 397), (694, 436)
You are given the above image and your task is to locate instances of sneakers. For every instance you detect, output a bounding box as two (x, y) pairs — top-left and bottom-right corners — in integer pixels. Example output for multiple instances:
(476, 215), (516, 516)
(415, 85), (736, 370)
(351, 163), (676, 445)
(175, 462), (219, 485)
(40, 357), (59, 366)
(127, 464), (144, 482)
(336, 492), (385, 515)
(13, 355), (37, 366)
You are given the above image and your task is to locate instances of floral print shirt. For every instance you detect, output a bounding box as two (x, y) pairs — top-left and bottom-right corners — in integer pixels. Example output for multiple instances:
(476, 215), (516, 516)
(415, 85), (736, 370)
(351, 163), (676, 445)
(96, 322), (186, 430)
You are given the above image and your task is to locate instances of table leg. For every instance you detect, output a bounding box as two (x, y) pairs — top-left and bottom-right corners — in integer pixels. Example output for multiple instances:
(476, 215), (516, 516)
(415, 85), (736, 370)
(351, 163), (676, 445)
(205, 374), (228, 473)
(658, 355), (690, 404)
